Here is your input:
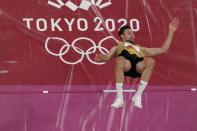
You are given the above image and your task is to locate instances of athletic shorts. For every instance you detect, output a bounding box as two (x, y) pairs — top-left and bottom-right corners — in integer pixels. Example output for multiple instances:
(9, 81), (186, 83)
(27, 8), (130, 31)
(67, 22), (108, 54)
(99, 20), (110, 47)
(118, 50), (144, 78)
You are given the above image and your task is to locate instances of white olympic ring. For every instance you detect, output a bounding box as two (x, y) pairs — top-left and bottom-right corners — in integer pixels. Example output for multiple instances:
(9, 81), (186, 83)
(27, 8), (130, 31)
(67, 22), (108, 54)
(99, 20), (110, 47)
(45, 36), (119, 65)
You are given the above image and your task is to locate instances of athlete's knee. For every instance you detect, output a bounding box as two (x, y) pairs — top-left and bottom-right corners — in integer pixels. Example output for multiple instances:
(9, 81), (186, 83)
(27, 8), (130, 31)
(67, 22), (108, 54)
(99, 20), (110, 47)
(115, 56), (125, 67)
(136, 62), (146, 73)
(146, 57), (156, 68)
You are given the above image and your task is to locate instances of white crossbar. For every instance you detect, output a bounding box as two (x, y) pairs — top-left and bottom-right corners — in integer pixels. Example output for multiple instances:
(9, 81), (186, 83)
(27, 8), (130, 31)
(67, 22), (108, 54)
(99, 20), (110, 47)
(103, 89), (136, 93)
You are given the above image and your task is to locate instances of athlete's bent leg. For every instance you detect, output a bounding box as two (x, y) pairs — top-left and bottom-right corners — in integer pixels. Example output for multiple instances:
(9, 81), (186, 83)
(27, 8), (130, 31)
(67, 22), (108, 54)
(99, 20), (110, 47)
(111, 56), (130, 108)
(132, 57), (155, 108)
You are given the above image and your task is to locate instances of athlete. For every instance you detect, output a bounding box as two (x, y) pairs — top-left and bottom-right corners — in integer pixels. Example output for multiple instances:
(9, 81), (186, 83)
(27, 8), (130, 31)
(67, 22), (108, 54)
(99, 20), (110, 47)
(95, 17), (180, 108)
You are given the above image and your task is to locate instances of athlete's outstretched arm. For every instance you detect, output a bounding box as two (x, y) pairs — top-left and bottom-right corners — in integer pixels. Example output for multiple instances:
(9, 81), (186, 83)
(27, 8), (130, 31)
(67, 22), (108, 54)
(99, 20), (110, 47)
(141, 17), (180, 57)
(95, 46), (117, 62)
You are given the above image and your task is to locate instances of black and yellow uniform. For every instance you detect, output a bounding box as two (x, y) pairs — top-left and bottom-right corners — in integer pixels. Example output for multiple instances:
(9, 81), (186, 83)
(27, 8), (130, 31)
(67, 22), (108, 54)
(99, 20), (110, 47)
(116, 42), (144, 78)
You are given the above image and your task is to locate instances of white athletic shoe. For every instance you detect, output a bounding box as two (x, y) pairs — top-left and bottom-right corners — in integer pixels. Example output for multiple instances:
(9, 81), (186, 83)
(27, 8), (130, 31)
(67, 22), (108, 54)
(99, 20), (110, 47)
(111, 98), (124, 108)
(132, 95), (142, 109)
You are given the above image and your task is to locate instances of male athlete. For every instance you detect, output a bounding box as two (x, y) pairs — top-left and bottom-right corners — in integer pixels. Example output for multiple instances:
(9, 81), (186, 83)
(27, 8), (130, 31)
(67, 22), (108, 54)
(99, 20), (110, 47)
(95, 18), (180, 108)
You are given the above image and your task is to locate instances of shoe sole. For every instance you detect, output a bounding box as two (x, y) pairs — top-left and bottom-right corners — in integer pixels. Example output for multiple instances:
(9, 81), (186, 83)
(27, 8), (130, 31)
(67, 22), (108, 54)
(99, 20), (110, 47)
(111, 103), (124, 108)
(132, 97), (142, 109)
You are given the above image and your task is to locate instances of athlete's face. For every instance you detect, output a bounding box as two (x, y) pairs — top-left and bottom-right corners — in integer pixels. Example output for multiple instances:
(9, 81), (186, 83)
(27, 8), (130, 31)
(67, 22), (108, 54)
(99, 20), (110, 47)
(121, 29), (135, 42)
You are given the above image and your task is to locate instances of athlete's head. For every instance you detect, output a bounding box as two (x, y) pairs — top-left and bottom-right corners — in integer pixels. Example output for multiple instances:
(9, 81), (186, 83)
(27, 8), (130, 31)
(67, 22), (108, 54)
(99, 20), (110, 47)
(118, 25), (135, 43)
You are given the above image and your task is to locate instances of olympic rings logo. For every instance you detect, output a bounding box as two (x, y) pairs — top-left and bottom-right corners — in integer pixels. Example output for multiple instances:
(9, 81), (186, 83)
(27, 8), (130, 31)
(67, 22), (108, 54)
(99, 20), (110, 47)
(45, 36), (119, 65)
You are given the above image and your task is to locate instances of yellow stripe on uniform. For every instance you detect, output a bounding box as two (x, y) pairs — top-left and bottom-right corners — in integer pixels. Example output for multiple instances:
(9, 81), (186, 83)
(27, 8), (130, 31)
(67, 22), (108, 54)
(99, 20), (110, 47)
(116, 42), (144, 58)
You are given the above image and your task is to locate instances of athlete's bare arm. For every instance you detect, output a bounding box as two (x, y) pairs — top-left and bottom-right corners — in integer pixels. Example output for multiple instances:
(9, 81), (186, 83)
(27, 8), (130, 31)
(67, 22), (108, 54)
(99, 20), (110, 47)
(141, 17), (180, 57)
(95, 46), (117, 62)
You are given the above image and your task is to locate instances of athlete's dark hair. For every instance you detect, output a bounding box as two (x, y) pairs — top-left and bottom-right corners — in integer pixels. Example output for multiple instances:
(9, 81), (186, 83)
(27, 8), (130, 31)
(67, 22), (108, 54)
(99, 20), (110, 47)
(118, 25), (131, 39)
